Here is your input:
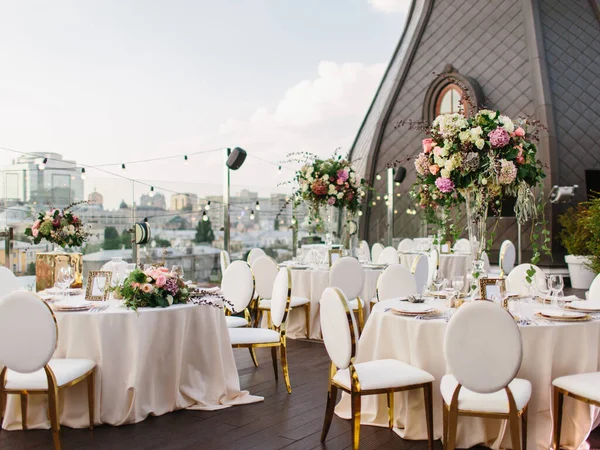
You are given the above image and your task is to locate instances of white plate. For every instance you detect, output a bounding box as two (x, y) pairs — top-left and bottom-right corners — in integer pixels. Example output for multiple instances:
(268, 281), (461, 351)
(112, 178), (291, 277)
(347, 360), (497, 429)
(394, 303), (434, 313)
(568, 301), (600, 312)
(538, 310), (587, 319)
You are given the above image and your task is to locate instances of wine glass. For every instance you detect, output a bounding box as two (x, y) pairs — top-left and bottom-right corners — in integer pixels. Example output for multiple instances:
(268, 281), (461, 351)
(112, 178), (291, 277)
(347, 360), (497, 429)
(172, 264), (184, 279)
(452, 276), (464, 294)
(58, 266), (74, 300)
(95, 276), (107, 300)
(549, 275), (564, 309)
(432, 272), (444, 293)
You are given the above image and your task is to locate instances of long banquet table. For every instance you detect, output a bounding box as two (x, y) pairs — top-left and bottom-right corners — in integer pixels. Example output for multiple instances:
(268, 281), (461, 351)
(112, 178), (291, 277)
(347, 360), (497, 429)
(335, 297), (600, 449)
(2, 299), (262, 430)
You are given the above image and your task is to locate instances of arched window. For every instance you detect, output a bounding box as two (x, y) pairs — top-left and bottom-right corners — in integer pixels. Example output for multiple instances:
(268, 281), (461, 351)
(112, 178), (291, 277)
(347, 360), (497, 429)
(435, 84), (466, 115)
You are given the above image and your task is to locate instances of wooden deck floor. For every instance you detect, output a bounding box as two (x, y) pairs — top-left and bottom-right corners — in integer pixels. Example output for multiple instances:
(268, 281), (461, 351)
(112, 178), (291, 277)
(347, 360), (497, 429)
(1, 339), (599, 450)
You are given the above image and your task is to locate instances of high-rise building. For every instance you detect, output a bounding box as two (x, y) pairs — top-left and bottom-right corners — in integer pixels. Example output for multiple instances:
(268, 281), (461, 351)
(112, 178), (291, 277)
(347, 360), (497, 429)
(0, 152), (84, 207)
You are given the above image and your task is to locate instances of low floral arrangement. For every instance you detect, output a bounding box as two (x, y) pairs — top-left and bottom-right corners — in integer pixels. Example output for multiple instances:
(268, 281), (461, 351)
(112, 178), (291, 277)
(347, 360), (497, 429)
(117, 267), (190, 310)
(25, 203), (91, 248)
(289, 151), (368, 225)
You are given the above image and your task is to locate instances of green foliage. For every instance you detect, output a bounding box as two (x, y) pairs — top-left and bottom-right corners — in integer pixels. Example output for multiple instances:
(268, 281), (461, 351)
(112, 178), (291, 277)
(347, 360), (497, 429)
(557, 204), (592, 256)
(121, 230), (132, 249)
(26, 262), (36, 275)
(195, 218), (215, 243)
(103, 227), (121, 250)
(116, 268), (190, 311)
(584, 197), (600, 274)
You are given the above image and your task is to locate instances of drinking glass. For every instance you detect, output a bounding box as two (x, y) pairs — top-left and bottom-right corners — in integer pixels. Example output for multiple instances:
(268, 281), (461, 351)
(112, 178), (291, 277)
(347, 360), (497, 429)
(451, 276), (464, 294)
(95, 276), (107, 299)
(509, 298), (522, 322)
(432, 272), (444, 293)
(549, 275), (564, 309)
(58, 266), (74, 299)
(172, 264), (184, 278)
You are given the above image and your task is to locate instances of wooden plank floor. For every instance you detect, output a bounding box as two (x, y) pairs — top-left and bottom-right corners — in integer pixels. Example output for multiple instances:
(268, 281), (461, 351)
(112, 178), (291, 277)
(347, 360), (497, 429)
(1, 339), (599, 449)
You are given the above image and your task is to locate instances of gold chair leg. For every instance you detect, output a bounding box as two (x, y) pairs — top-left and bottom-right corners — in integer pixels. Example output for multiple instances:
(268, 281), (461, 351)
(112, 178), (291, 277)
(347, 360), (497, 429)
(249, 347), (259, 367)
(424, 383), (434, 450)
(267, 310), (272, 329)
(356, 298), (365, 332)
(320, 384), (338, 442)
(442, 402), (448, 447)
(270, 347), (279, 380)
(0, 389), (5, 424)
(509, 408), (522, 450)
(280, 341), (291, 394)
(446, 402), (458, 450)
(351, 391), (361, 450)
(522, 406), (528, 450)
(386, 391), (394, 429)
(48, 386), (61, 450)
(20, 394), (27, 430)
(553, 387), (563, 450)
(87, 371), (95, 431)
(304, 303), (311, 339)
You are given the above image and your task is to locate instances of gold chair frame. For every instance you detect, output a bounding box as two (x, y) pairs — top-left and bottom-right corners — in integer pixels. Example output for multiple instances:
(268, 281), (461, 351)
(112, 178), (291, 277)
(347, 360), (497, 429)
(320, 289), (434, 450)
(232, 268), (292, 393)
(0, 299), (95, 450)
(552, 385), (600, 449)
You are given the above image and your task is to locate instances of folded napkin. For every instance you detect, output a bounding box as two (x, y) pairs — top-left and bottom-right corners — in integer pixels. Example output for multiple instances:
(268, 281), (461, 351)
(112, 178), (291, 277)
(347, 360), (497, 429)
(569, 300), (600, 311)
(538, 294), (579, 302)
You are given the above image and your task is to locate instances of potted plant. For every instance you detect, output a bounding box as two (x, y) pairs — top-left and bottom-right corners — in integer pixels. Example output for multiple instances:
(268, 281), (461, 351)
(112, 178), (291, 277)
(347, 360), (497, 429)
(584, 196), (600, 276)
(558, 203), (596, 289)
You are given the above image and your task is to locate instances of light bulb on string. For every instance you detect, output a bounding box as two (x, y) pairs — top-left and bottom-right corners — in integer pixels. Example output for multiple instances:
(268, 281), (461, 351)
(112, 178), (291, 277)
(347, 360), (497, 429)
(250, 210), (255, 220)
(371, 201), (377, 206)
(205, 201), (211, 211)
(202, 211), (208, 222)
(149, 186), (155, 198)
(394, 209), (398, 214)
(277, 166), (282, 176)
(184, 155), (188, 165)
(384, 194), (388, 200)
(81, 168), (86, 180)
(38, 157), (47, 170)
(395, 182), (400, 187)
(376, 195), (381, 200)
(376, 174), (382, 181)
(358, 210), (363, 216)
(121, 164), (126, 174)
(255, 201), (260, 211)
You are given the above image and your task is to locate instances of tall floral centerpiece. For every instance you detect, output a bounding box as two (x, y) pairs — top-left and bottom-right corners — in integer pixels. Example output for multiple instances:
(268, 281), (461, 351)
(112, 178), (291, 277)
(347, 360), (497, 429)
(25, 203), (92, 291)
(116, 267), (190, 310)
(412, 110), (547, 287)
(291, 152), (367, 245)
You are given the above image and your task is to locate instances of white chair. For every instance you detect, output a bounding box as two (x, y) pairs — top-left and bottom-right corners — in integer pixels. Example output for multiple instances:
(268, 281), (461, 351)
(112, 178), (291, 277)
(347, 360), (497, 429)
(0, 291), (96, 450)
(319, 287), (434, 450)
(373, 264), (417, 308)
(219, 250), (230, 275)
(588, 273), (600, 301)
(371, 243), (384, 265)
(397, 238), (415, 253)
(0, 267), (21, 297)
(442, 300), (531, 450)
(229, 268), (292, 393)
(377, 246), (399, 265)
(452, 238), (471, 253)
(253, 255), (311, 338)
(505, 264), (546, 296)
(499, 240), (517, 276)
(427, 248), (439, 288)
(481, 251), (491, 274)
(552, 371), (600, 449)
(247, 248), (266, 266)
(329, 257), (366, 330)
(359, 240), (370, 261)
(411, 254), (430, 295)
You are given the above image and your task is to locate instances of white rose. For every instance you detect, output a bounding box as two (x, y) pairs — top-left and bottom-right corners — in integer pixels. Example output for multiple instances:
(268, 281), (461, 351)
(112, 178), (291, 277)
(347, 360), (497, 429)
(499, 115), (514, 133)
(336, 192), (344, 199)
(475, 138), (485, 150)
(441, 169), (451, 178)
(167, 295), (174, 305)
(434, 155), (446, 167)
(444, 159), (454, 171)
(459, 131), (471, 142)
(481, 178), (488, 185)
(471, 126), (483, 136)
(322, 175), (328, 181)
(440, 147), (449, 157)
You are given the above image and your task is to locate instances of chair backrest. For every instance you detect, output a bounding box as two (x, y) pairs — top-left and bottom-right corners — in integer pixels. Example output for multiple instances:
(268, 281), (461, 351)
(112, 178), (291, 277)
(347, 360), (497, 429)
(371, 243), (384, 264)
(320, 287), (359, 370)
(589, 273), (600, 301)
(0, 267), (21, 298)
(411, 254), (429, 295)
(251, 255), (279, 299)
(499, 240), (516, 275)
(270, 268), (292, 328)
(221, 261), (255, 313)
(101, 259), (129, 275)
(219, 250), (230, 274)
(0, 291), (57, 373)
(329, 257), (365, 300)
(444, 300), (523, 394)
(481, 251), (491, 274)
(377, 264), (417, 301)
(247, 248), (266, 266)
(377, 246), (400, 265)
(453, 238), (471, 253)
(505, 263), (546, 296)
(397, 238), (415, 253)
(427, 248), (439, 286)
(359, 240), (371, 261)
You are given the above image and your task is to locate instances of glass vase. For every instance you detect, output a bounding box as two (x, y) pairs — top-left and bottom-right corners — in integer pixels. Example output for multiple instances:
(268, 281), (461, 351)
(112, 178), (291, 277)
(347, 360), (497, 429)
(324, 204), (337, 246)
(463, 188), (488, 297)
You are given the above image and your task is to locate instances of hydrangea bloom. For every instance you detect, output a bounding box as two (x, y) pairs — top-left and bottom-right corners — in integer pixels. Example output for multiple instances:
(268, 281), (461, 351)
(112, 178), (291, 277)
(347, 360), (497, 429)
(489, 127), (510, 148)
(498, 159), (517, 185)
(414, 152), (430, 176)
(435, 177), (455, 193)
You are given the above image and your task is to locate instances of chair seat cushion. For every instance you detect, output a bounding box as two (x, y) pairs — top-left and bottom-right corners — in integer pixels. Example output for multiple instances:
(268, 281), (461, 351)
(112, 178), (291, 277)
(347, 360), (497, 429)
(348, 299), (362, 310)
(259, 296), (309, 309)
(553, 372), (600, 403)
(5, 359), (96, 391)
(440, 374), (531, 414)
(229, 327), (281, 345)
(333, 359), (434, 391)
(225, 316), (249, 328)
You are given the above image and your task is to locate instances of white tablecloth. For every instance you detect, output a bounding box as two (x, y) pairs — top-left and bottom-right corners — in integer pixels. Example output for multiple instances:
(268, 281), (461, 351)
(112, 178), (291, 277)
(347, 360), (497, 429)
(335, 298), (600, 449)
(286, 268), (382, 339)
(399, 252), (472, 280)
(2, 299), (262, 430)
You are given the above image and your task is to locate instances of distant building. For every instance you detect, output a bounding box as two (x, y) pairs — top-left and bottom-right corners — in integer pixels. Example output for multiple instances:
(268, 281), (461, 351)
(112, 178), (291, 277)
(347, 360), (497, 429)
(0, 152), (84, 207)
(170, 193), (197, 211)
(88, 189), (103, 208)
(139, 192), (166, 210)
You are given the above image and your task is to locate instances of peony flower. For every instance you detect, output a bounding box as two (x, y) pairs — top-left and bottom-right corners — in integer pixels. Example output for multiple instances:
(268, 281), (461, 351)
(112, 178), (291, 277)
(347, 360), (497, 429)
(433, 146), (443, 157)
(475, 138), (485, 150)
(337, 169), (349, 182)
(498, 159), (517, 185)
(514, 127), (525, 137)
(141, 283), (154, 293)
(429, 164), (440, 175)
(422, 138), (435, 153)
(489, 127), (510, 148)
(327, 196), (336, 206)
(414, 153), (430, 176)
(156, 275), (167, 287)
(435, 177), (455, 193)
(311, 179), (328, 196)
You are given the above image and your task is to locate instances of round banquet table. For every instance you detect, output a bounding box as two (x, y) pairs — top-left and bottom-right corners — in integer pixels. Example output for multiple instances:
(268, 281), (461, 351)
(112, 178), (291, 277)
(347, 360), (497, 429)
(335, 298), (600, 450)
(285, 267), (382, 340)
(399, 251), (472, 280)
(2, 299), (262, 430)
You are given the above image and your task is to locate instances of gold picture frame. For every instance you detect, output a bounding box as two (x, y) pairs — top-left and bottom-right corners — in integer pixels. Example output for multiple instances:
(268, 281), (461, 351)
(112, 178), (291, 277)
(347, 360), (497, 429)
(479, 277), (506, 300)
(86, 271), (112, 301)
(328, 249), (343, 267)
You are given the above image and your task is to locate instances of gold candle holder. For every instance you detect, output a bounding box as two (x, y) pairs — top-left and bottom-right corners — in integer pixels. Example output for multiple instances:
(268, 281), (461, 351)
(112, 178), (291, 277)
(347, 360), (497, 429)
(35, 251), (83, 292)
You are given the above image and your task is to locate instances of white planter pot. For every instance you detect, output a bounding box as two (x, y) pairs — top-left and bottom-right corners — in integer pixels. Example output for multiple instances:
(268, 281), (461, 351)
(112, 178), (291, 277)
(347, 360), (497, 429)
(565, 255), (596, 289)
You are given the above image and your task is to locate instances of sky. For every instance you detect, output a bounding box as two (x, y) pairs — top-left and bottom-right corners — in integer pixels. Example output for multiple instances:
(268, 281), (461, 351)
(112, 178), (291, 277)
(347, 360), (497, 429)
(0, 0), (410, 209)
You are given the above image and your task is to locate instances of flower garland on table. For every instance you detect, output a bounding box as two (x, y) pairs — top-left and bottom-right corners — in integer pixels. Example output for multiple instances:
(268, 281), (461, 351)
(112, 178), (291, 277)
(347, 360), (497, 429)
(187, 288), (235, 311)
(288, 151), (368, 226)
(24, 202), (92, 248)
(117, 267), (190, 310)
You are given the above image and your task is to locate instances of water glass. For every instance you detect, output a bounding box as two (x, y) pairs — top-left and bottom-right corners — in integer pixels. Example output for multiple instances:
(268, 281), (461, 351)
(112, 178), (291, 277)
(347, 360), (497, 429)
(172, 264), (184, 278)
(549, 275), (564, 309)
(451, 276), (464, 294)
(432, 272), (444, 292)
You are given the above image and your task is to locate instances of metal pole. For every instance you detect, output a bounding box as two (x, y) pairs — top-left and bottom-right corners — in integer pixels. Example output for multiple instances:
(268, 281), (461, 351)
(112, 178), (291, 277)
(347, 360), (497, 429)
(131, 180), (138, 266)
(2, 227), (13, 269)
(223, 148), (231, 254)
(386, 167), (394, 246)
(517, 220), (522, 265)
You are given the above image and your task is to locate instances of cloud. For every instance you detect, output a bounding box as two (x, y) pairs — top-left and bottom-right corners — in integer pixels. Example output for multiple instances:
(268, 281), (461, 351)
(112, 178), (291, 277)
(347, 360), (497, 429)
(368, 0), (411, 14)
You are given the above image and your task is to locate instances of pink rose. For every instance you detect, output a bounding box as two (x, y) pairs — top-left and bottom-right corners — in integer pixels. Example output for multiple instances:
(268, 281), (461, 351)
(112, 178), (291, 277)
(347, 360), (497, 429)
(131, 282), (140, 289)
(156, 275), (167, 287)
(514, 127), (525, 137)
(33, 219), (41, 229)
(158, 267), (169, 273)
(336, 178), (344, 185)
(433, 146), (443, 157)
(336, 169), (349, 182)
(141, 283), (153, 293)
(516, 148), (525, 165)
(429, 164), (440, 175)
(32, 228), (39, 237)
(149, 269), (161, 280)
(327, 196), (336, 206)
(422, 138), (435, 154)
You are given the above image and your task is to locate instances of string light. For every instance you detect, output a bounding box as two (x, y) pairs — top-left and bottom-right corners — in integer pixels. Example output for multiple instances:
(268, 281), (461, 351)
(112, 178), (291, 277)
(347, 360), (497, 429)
(205, 201), (211, 210)
(184, 155), (188, 165)
(384, 194), (388, 200)
(121, 163), (126, 174)
(395, 182), (400, 187)
(279, 219), (284, 225)
(250, 210), (255, 220)
(38, 157), (47, 170)
(397, 193), (401, 197)
(358, 210), (363, 216)
(371, 201), (377, 206)
(376, 174), (382, 181)
(376, 195), (381, 200)
(149, 186), (155, 198)
(394, 209), (398, 214)
(202, 211), (208, 222)
(277, 166), (282, 176)
(81, 168), (86, 180)
(255, 201), (260, 211)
